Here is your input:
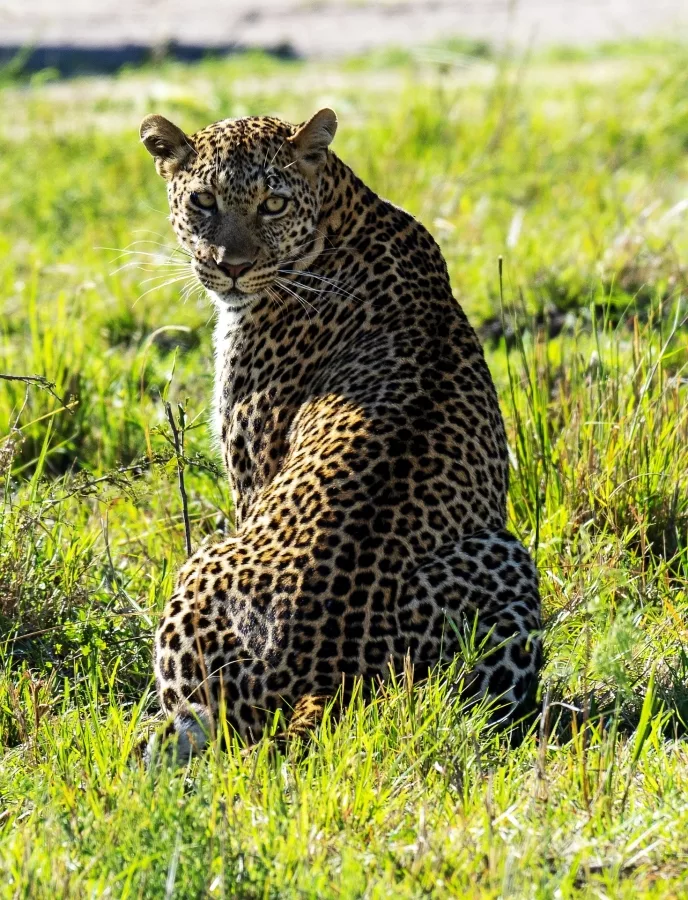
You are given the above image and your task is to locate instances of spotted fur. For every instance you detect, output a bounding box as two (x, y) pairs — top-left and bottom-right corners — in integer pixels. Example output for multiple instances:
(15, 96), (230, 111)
(139, 108), (542, 760)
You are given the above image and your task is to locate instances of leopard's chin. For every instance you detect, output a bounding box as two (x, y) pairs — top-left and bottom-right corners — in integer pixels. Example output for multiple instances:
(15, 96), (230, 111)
(208, 288), (261, 312)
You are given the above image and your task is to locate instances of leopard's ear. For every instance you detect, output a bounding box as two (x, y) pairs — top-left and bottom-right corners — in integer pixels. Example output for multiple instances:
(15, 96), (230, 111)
(287, 108), (337, 175)
(140, 114), (195, 179)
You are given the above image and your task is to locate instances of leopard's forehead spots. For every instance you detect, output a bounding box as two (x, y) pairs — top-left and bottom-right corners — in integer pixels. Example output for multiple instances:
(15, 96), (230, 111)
(170, 115), (305, 214)
(187, 116), (295, 185)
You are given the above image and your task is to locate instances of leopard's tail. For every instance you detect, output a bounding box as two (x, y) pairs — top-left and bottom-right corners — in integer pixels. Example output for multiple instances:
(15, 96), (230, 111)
(143, 702), (212, 767)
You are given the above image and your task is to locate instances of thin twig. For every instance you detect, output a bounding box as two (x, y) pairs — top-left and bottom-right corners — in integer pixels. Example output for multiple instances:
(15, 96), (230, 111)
(42, 459), (156, 508)
(164, 401), (192, 558)
(0, 373), (69, 410)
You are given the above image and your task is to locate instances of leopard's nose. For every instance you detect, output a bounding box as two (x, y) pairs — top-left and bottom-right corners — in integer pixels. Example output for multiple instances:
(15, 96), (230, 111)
(217, 260), (255, 280)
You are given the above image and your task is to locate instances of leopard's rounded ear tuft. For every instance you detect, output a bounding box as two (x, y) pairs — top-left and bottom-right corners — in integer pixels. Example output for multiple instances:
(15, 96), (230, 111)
(287, 108), (338, 175)
(140, 114), (195, 179)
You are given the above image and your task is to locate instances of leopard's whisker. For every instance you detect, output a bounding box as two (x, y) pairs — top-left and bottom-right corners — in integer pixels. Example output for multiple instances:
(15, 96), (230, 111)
(280, 280), (349, 306)
(278, 269), (362, 304)
(283, 228), (344, 259)
(118, 239), (191, 255)
(280, 247), (349, 268)
(130, 228), (181, 240)
(266, 286), (287, 316)
(107, 260), (192, 278)
(101, 250), (191, 269)
(266, 139), (286, 171)
(132, 273), (196, 307)
(97, 242), (191, 259)
(139, 269), (193, 286)
(274, 279), (315, 319)
(274, 278), (319, 321)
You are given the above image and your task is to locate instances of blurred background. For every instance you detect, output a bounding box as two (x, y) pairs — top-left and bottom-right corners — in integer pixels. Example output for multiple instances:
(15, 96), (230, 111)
(2, 0), (688, 70)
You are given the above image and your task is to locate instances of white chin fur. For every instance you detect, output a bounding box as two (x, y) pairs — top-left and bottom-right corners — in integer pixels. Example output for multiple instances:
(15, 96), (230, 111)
(209, 290), (260, 319)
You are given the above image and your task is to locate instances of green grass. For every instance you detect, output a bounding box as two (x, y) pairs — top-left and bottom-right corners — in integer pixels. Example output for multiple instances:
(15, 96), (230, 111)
(1, 42), (688, 897)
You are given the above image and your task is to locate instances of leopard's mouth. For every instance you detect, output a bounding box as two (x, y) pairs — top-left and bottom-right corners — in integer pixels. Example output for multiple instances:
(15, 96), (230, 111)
(193, 261), (248, 294)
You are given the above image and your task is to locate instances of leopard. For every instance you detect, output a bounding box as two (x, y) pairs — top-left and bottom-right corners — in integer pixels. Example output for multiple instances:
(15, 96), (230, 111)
(139, 107), (542, 762)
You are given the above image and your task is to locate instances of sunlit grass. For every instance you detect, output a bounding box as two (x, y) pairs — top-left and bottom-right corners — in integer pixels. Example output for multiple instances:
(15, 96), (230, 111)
(0, 43), (687, 896)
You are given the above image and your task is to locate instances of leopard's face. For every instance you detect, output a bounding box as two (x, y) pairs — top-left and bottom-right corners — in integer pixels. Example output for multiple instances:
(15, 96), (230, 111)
(140, 111), (338, 311)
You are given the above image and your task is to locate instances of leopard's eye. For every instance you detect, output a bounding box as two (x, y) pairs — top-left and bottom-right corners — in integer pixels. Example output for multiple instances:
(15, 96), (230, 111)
(190, 191), (217, 211)
(259, 195), (289, 216)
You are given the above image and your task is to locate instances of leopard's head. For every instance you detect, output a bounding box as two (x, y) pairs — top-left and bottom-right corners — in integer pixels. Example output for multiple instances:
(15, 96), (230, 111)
(139, 110), (337, 309)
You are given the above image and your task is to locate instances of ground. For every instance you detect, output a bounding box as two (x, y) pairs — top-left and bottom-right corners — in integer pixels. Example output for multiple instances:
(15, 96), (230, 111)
(2, 0), (688, 58)
(0, 39), (688, 898)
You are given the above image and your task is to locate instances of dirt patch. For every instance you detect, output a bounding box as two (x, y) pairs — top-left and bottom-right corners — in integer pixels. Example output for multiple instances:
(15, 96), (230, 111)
(2, 0), (687, 63)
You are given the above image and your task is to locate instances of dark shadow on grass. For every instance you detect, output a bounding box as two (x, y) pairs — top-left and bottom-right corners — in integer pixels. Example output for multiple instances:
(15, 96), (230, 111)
(0, 41), (300, 79)
(539, 667), (688, 746)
